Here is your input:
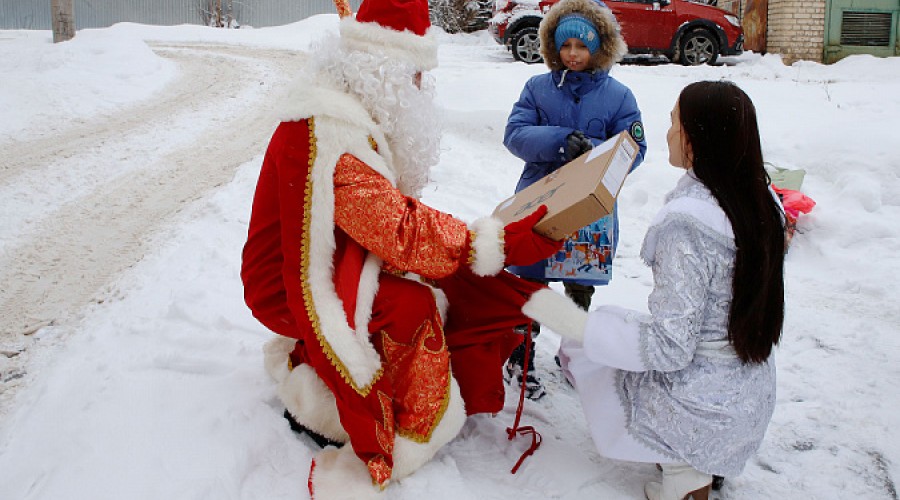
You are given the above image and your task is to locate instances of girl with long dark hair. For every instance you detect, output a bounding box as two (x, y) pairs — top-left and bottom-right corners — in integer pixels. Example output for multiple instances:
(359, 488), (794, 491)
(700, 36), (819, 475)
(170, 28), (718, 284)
(525, 80), (785, 499)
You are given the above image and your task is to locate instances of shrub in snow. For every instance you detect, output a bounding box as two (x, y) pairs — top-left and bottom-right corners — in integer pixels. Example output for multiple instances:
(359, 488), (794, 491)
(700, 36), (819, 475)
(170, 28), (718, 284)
(429, 0), (493, 33)
(200, 0), (240, 29)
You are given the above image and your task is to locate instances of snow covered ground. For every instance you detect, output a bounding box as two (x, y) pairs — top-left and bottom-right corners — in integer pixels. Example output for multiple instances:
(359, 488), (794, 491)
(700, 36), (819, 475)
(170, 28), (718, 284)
(1, 16), (898, 500)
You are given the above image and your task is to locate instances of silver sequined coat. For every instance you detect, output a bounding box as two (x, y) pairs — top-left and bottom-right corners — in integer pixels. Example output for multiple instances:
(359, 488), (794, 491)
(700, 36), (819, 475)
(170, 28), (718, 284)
(567, 172), (777, 477)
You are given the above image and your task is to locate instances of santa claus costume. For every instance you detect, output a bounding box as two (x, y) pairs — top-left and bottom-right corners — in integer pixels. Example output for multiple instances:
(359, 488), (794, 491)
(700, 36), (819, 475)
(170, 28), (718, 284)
(239, 0), (578, 497)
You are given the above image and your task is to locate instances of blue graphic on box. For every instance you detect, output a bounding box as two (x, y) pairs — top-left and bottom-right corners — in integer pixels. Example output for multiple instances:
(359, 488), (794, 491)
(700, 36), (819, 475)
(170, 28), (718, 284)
(509, 213), (616, 285)
(547, 217), (614, 280)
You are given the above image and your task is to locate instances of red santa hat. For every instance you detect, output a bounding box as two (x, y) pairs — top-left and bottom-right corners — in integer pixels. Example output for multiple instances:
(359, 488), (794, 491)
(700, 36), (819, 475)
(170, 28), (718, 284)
(335, 0), (439, 71)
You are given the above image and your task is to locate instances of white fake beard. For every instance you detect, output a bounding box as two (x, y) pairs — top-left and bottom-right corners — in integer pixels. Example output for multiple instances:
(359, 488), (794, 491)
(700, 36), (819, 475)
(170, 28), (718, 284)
(311, 39), (442, 197)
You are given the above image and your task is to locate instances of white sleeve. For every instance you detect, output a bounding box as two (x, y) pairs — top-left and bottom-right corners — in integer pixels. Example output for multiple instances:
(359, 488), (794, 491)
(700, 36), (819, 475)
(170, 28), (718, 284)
(582, 305), (648, 371)
(582, 217), (714, 373)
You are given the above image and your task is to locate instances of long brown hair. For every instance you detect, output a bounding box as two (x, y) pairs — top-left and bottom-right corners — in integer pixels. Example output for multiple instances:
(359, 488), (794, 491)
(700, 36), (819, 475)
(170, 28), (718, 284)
(678, 81), (785, 363)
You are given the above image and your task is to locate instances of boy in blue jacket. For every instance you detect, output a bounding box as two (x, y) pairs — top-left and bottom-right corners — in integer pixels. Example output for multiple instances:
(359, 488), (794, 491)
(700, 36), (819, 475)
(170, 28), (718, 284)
(503, 0), (646, 400)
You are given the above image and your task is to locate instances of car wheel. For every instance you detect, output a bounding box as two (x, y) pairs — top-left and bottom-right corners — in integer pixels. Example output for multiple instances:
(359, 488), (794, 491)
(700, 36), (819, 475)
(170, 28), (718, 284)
(679, 30), (719, 66)
(511, 26), (543, 64)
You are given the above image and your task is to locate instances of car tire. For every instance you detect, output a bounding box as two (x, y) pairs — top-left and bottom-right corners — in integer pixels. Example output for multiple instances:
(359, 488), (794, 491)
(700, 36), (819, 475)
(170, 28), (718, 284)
(678, 29), (719, 66)
(511, 26), (543, 64)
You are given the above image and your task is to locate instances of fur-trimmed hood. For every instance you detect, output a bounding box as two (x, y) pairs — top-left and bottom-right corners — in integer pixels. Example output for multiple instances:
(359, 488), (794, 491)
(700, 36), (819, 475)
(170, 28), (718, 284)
(539, 0), (627, 72)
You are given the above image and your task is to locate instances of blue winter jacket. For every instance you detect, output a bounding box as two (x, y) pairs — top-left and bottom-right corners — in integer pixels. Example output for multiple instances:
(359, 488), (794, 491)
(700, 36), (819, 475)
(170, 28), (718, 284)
(504, 68), (646, 285)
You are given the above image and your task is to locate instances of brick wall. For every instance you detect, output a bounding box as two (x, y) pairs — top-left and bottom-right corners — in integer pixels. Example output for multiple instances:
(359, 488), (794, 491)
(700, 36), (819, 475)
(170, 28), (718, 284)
(766, 0), (826, 63)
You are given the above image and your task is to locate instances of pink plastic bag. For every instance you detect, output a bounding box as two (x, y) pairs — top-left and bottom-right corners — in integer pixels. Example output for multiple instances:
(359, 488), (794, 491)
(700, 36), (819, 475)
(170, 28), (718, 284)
(772, 185), (816, 218)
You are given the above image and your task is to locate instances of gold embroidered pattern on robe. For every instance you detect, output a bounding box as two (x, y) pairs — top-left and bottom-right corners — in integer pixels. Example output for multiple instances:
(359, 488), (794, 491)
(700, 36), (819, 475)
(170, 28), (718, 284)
(333, 154), (469, 280)
(368, 454), (392, 489)
(369, 391), (395, 485)
(379, 309), (451, 443)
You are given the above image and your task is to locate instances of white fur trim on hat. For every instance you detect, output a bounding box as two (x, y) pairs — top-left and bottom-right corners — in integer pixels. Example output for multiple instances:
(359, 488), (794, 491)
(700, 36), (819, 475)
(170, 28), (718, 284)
(469, 216), (505, 277)
(522, 288), (588, 343)
(340, 17), (439, 71)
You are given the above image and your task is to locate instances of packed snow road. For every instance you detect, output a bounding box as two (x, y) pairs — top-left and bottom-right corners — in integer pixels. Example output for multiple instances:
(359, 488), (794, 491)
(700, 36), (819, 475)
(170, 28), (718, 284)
(0, 43), (303, 417)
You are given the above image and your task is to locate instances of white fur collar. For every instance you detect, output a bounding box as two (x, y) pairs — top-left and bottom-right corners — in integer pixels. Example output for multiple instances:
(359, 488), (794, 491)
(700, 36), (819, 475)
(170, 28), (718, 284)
(280, 78), (402, 390)
(641, 172), (734, 264)
(277, 76), (398, 188)
(278, 76), (376, 136)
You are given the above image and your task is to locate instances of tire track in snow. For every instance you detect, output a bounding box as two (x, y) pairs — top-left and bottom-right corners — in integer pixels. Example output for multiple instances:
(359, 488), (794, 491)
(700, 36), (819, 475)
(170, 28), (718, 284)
(0, 43), (304, 418)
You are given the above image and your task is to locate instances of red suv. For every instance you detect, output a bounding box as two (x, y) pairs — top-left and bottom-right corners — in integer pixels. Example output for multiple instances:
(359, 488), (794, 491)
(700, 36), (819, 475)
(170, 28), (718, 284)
(490, 0), (744, 65)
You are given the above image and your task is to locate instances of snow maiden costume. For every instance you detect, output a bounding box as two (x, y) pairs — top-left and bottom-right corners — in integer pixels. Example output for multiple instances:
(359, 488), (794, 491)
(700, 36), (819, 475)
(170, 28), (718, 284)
(528, 172), (777, 478)
(240, 0), (569, 497)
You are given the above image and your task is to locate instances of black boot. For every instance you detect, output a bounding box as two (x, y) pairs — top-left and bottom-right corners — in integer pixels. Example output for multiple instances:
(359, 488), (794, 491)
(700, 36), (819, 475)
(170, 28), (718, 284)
(505, 323), (545, 401)
(563, 282), (594, 311)
(712, 475), (725, 490)
(283, 410), (344, 448)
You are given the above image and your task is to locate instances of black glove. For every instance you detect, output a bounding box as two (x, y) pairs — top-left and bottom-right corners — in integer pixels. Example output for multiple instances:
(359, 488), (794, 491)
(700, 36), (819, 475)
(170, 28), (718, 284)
(564, 130), (594, 161)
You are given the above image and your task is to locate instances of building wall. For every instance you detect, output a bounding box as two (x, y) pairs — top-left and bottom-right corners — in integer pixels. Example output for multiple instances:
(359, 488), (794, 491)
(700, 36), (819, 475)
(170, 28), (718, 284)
(766, 0), (827, 63)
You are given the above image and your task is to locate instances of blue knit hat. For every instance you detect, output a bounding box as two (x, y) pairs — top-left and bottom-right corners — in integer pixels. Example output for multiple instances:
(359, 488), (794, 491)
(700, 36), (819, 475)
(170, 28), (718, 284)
(554, 14), (601, 54)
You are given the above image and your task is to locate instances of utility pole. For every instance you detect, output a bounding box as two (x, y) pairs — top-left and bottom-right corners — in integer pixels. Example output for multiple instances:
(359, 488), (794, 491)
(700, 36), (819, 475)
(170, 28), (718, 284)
(51, 0), (75, 43)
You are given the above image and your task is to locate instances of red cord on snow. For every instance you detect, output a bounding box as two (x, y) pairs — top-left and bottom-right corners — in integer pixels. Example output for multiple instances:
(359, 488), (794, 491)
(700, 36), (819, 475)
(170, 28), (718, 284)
(308, 458), (317, 498)
(506, 323), (542, 474)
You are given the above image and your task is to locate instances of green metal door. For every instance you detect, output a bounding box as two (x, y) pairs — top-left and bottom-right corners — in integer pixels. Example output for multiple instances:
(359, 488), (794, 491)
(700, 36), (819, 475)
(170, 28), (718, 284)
(825, 0), (899, 62)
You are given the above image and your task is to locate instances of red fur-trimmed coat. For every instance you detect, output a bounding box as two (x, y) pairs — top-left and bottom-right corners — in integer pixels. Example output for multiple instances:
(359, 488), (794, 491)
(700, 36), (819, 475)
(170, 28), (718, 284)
(240, 78), (573, 492)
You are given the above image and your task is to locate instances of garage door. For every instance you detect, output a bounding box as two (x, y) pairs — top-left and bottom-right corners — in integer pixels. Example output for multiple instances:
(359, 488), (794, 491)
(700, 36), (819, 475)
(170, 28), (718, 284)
(825, 0), (899, 62)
